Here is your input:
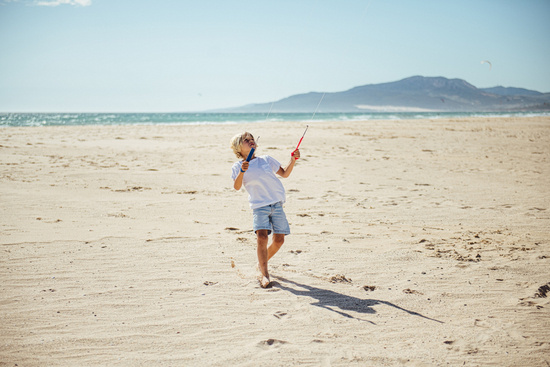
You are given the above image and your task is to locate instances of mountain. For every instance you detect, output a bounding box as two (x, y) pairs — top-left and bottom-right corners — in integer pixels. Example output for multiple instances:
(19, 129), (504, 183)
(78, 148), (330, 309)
(480, 86), (543, 96)
(219, 76), (550, 113)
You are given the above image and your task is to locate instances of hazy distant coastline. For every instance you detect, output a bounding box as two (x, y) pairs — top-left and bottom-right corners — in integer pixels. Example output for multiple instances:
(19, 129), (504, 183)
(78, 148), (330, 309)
(215, 76), (550, 113)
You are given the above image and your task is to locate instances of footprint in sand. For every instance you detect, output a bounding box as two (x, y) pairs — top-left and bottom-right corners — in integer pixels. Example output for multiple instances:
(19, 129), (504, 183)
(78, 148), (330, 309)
(403, 288), (424, 295)
(258, 339), (287, 349)
(329, 274), (352, 284)
(273, 311), (288, 319)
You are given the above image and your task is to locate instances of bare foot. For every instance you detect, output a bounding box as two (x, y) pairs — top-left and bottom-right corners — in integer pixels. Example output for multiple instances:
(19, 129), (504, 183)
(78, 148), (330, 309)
(260, 276), (271, 288)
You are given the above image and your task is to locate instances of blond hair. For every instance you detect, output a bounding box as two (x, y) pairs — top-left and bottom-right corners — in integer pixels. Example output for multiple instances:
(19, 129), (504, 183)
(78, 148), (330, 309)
(230, 132), (256, 159)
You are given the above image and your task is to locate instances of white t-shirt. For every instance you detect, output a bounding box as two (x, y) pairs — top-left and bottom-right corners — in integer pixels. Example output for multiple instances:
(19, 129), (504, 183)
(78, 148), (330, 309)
(231, 155), (285, 209)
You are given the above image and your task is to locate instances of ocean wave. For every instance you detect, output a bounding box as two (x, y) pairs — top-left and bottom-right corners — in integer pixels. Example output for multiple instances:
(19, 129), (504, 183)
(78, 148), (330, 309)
(1, 111), (548, 127)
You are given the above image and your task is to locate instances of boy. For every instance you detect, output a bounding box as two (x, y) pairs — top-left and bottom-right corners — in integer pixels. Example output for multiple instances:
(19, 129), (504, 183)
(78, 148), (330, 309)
(230, 132), (300, 288)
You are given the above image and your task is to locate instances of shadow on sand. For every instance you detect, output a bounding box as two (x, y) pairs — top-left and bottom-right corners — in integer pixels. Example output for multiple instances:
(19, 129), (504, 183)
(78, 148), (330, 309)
(273, 276), (443, 324)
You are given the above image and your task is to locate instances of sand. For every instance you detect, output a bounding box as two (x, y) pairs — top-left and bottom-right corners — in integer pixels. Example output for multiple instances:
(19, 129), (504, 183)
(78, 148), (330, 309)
(1, 117), (549, 366)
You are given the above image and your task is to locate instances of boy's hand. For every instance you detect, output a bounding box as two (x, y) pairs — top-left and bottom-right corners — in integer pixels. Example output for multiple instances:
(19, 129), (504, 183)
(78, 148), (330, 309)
(292, 149), (301, 160)
(241, 161), (249, 172)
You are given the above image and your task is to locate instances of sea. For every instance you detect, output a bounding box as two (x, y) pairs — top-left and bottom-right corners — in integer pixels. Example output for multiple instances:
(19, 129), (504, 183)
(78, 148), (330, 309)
(1, 111), (548, 127)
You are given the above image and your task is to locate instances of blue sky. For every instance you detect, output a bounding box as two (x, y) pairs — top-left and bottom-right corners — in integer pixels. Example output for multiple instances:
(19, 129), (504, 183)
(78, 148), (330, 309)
(1, 0), (549, 112)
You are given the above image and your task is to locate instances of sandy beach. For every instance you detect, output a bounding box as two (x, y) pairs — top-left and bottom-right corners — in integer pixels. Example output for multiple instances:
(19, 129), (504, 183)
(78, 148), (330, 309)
(1, 117), (549, 366)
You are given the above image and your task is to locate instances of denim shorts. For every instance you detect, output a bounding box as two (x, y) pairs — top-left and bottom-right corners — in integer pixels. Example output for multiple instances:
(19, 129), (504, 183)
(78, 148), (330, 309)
(252, 202), (290, 235)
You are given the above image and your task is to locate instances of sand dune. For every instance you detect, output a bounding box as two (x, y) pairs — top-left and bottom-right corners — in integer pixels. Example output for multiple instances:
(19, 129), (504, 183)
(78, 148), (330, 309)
(1, 117), (549, 366)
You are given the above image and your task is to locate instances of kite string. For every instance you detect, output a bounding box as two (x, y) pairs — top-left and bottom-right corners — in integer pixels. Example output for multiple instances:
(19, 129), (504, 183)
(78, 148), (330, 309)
(310, 92), (325, 120)
(265, 102), (274, 121)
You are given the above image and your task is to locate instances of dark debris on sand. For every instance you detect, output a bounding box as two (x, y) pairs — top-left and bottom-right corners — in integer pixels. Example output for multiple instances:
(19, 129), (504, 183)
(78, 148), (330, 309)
(534, 283), (550, 298)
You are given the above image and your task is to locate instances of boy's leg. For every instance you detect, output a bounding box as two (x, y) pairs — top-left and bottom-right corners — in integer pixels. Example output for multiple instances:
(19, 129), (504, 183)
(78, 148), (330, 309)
(253, 205), (272, 287)
(256, 229), (270, 280)
(267, 202), (289, 261)
(268, 234), (285, 261)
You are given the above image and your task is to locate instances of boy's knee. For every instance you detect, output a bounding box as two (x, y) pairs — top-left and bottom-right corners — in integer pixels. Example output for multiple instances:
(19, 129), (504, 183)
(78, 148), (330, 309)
(274, 234), (285, 245)
(256, 230), (269, 241)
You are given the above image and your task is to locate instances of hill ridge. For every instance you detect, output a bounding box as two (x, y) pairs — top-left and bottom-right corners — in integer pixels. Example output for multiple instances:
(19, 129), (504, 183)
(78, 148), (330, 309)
(216, 76), (550, 112)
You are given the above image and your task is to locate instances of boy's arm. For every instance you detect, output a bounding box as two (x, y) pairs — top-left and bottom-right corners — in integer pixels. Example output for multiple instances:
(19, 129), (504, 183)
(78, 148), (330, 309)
(277, 149), (300, 178)
(233, 161), (248, 190)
